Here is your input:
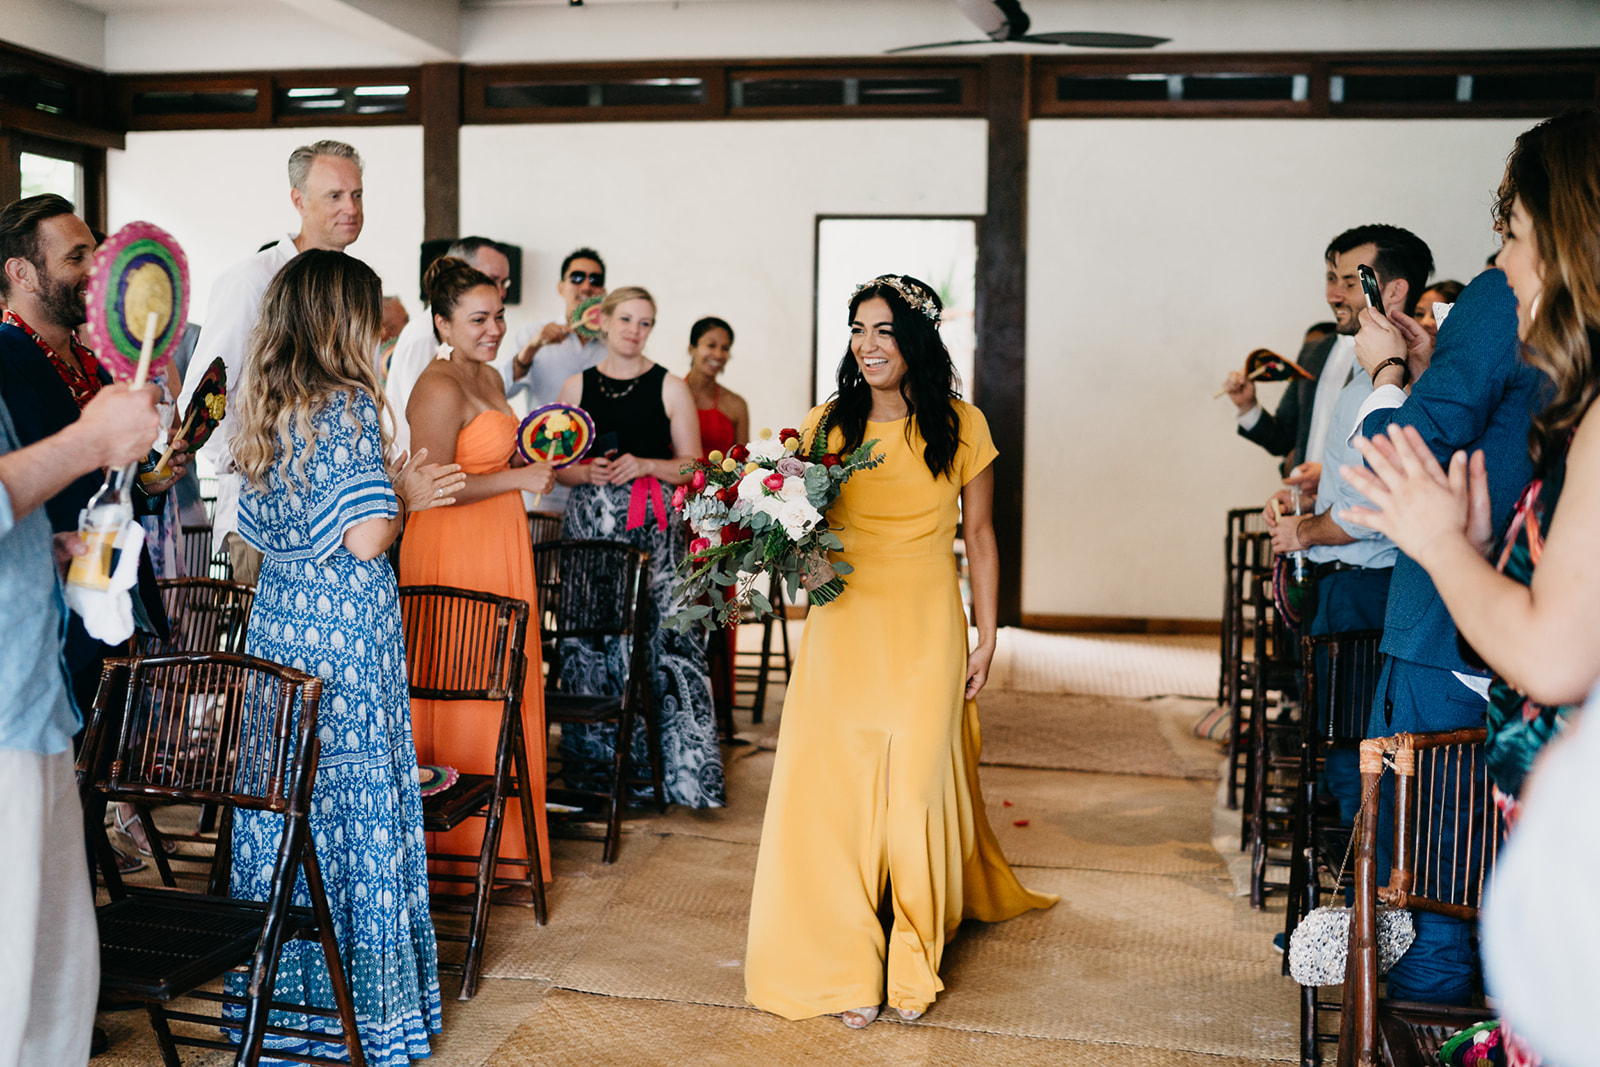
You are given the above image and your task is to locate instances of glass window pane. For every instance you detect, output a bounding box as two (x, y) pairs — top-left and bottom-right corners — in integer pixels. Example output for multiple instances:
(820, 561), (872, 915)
(132, 89), (259, 117)
(20, 152), (79, 204)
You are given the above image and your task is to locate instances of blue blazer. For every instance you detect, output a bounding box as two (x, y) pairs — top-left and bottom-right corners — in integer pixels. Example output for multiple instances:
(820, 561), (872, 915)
(1360, 270), (1548, 673)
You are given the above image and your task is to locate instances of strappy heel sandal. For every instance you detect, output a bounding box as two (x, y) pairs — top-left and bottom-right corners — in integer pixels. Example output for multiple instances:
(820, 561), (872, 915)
(841, 1005), (880, 1030)
(895, 1007), (924, 1022)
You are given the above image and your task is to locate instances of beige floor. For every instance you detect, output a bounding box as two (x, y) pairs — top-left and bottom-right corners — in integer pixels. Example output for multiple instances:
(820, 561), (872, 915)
(95, 631), (1300, 1066)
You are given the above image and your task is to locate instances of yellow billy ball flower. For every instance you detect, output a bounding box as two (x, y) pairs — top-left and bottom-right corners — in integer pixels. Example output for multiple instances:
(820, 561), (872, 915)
(721, 457), (737, 472)
(707, 450), (724, 465)
(744, 461), (760, 475)
(758, 427), (773, 440)
(782, 436), (801, 452)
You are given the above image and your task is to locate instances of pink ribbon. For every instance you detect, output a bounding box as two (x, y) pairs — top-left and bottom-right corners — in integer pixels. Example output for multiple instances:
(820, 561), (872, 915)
(627, 475), (670, 532)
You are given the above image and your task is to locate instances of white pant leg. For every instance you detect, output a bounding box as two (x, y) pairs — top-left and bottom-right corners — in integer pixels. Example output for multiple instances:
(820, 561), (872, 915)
(0, 749), (98, 1067)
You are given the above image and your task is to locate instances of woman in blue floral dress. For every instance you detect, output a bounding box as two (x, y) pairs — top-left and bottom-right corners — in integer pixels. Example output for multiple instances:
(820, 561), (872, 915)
(228, 249), (466, 1065)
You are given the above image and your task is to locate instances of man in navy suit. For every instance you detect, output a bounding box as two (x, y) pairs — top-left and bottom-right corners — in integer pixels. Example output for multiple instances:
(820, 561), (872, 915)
(1351, 267), (1546, 1004)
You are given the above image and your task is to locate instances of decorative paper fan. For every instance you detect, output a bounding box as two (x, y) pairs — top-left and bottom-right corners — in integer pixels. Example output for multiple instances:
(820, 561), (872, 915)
(517, 403), (596, 468)
(1243, 348), (1315, 383)
(571, 294), (604, 342)
(84, 222), (190, 382)
(417, 764), (459, 798)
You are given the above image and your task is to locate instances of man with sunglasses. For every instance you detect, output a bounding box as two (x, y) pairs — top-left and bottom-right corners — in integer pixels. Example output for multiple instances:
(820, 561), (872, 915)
(505, 248), (607, 510)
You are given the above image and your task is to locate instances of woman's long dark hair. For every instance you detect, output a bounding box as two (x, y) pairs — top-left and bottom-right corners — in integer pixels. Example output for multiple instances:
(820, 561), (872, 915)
(832, 275), (961, 478)
(1495, 108), (1600, 471)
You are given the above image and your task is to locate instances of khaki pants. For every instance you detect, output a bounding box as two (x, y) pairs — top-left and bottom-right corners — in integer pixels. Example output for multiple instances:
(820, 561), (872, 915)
(0, 749), (98, 1067)
(224, 531), (263, 587)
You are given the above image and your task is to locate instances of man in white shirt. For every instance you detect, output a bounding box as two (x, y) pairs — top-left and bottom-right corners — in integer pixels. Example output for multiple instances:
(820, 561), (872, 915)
(386, 236), (511, 456)
(176, 139), (366, 585)
(504, 247), (608, 512)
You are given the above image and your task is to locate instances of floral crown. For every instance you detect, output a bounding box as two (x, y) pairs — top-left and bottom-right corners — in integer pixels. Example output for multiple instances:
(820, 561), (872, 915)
(852, 275), (941, 326)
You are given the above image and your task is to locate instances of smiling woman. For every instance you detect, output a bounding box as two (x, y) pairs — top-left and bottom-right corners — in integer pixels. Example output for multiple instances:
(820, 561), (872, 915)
(745, 273), (1055, 1029)
(400, 254), (558, 886)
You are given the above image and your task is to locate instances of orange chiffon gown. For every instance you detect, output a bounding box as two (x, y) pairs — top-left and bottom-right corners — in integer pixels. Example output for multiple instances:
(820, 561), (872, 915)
(399, 409), (552, 884)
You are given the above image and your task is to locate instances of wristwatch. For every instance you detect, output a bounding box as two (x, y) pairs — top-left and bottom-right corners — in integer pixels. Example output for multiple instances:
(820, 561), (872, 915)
(1372, 357), (1410, 386)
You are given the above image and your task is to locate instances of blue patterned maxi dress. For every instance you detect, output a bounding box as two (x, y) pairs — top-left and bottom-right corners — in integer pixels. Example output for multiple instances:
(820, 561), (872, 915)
(230, 390), (442, 1066)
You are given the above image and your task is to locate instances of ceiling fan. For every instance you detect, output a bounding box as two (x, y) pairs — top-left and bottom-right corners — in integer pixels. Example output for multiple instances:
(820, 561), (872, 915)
(886, 0), (1170, 54)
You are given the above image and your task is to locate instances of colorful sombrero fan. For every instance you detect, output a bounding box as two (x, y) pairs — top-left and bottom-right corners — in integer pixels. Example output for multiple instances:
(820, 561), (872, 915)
(571, 294), (604, 342)
(516, 403), (596, 507)
(84, 221), (190, 387)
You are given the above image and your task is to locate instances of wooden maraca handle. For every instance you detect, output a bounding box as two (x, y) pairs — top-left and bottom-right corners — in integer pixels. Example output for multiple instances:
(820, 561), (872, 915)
(1211, 365), (1274, 399)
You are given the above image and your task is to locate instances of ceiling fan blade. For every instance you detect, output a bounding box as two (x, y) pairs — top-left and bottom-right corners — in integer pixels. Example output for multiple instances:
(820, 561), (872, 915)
(1022, 31), (1171, 49)
(883, 38), (994, 55)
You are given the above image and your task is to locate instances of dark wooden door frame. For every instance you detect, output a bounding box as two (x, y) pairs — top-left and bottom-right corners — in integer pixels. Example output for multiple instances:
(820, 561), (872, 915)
(975, 55), (1029, 628)
(420, 62), (462, 242)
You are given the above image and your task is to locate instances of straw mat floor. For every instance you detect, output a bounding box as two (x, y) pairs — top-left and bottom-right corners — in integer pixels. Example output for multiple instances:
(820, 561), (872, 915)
(92, 632), (1295, 1066)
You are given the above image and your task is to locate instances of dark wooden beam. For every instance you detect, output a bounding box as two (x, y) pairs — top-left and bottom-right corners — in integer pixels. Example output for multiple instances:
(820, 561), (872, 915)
(974, 55), (1028, 628)
(420, 63), (461, 243)
(0, 134), (19, 210)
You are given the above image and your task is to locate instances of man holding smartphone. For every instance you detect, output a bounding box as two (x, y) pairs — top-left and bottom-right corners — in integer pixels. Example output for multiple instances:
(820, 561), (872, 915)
(1265, 224), (1433, 827)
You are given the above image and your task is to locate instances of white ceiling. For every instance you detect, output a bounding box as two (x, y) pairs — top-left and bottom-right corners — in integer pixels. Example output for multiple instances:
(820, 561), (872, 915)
(20, 0), (1600, 74)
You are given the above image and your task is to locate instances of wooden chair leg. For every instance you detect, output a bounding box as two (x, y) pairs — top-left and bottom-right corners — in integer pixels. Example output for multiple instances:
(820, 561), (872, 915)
(508, 713), (548, 925)
(459, 793), (506, 1001)
(603, 708), (635, 864)
(1300, 982), (1322, 1067)
(1248, 681), (1272, 908)
(751, 614), (773, 725)
(145, 1003), (183, 1067)
(301, 843), (367, 1067)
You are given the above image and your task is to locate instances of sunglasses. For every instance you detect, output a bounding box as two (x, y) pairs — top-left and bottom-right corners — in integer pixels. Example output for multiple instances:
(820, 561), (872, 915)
(566, 271), (605, 286)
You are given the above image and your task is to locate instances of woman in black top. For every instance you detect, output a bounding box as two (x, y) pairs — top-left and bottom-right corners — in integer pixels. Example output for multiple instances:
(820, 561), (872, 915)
(554, 286), (724, 809)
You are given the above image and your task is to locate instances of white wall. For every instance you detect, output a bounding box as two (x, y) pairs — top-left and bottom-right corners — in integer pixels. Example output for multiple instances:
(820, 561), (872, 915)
(105, 125), (424, 329)
(4, 0), (104, 70)
(1023, 118), (1533, 620)
(459, 119), (988, 435)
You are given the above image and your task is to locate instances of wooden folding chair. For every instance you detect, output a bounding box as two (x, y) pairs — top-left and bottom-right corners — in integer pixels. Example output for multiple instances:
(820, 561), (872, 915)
(1287, 629), (1383, 1065)
(1339, 730), (1503, 1067)
(532, 539), (659, 863)
(398, 585), (548, 1000)
(80, 652), (364, 1067)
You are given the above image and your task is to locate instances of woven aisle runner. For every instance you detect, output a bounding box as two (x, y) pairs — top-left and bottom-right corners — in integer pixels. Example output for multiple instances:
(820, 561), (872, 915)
(977, 692), (1220, 780)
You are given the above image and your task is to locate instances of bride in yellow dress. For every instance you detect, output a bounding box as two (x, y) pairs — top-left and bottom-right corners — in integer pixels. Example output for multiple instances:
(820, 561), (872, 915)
(744, 275), (1056, 1028)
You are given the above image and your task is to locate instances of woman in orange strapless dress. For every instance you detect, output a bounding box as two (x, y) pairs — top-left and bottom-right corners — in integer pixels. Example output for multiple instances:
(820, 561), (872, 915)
(683, 317), (750, 732)
(400, 256), (557, 885)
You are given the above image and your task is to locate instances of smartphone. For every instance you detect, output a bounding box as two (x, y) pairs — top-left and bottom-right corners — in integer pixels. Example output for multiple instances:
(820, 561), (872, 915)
(1357, 264), (1384, 315)
(592, 431), (619, 460)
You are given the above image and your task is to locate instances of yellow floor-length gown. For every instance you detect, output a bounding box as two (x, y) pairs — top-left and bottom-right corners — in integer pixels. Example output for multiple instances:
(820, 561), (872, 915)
(745, 401), (1056, 1020)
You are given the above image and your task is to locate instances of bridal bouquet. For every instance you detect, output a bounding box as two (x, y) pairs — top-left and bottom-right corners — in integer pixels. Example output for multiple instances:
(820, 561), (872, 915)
(665, 424), (883, 630)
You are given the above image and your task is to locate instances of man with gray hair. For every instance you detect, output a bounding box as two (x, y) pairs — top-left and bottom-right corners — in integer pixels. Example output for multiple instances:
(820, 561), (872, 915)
(175, 139), (364, 585)
(386, 236), (511, 455)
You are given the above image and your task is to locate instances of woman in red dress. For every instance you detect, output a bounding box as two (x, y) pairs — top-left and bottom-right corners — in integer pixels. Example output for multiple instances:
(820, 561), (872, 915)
(683, 317), (749, 734)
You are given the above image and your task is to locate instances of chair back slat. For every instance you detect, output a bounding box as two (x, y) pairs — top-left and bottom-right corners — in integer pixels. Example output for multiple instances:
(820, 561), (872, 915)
(1301, 629), (1384, 744)
(135, 577), (256, 657)
(528, 540), (647, 696)
(528, 510), (564, 547)
(179, 523), (235, 583)
(1370, 730), (1504, 920)
(398, 586), (525, 701)
(95, 652), (320, 815)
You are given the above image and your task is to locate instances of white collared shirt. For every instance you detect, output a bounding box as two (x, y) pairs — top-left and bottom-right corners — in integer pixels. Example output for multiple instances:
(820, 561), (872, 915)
(176, 234), (300, 551)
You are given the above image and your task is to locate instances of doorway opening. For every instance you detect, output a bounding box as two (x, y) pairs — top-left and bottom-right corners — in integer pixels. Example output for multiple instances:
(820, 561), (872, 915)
(811, 216), (978, 407)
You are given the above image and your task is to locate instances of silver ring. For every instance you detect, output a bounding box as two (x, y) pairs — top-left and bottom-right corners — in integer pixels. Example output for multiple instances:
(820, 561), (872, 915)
(436, 487), (443, 498)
